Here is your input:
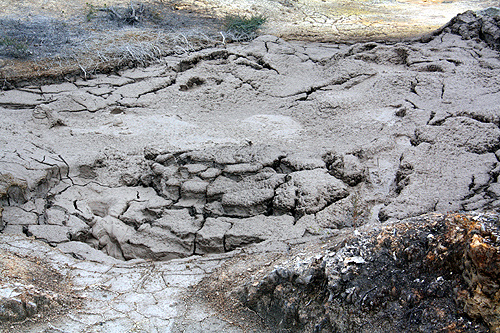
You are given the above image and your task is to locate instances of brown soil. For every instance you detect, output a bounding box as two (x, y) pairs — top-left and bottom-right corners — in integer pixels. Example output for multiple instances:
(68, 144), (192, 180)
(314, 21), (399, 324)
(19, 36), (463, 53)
(0, 249), (81, 332)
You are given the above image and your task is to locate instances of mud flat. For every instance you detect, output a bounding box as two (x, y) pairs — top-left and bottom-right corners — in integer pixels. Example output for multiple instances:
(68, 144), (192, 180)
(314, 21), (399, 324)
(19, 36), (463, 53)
(0, 6), (500, 333)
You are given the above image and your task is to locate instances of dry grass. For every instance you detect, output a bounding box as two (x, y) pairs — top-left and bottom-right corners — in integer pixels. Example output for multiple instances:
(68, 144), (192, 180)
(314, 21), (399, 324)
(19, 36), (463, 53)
(0, 2), (227, 86)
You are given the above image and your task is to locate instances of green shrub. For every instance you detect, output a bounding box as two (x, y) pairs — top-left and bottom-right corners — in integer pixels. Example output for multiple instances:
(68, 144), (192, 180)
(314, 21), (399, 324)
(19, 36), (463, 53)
(223, 14), (266, 41)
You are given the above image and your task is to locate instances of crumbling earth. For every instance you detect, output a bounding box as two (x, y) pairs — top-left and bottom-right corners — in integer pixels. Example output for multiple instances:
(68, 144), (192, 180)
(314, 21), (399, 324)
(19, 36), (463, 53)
(0, 3), (500, 333)
(200, 212), (500, 332)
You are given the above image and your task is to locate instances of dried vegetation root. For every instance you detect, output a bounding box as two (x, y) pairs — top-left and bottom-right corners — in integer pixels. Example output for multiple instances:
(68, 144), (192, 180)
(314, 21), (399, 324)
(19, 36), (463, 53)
(201, 212), (500, 332)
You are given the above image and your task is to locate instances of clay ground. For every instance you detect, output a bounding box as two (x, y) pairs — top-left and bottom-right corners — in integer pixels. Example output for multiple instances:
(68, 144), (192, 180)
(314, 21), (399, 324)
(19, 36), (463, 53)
(0, 1), (499, 332)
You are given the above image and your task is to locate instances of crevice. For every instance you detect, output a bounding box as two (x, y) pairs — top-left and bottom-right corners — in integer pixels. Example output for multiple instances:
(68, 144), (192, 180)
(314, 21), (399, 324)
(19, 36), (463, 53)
(427, 111), (436, 125)
(410, 79), (419, 95)
(176, 49), (230, 73)
(404, 99), (418, 109)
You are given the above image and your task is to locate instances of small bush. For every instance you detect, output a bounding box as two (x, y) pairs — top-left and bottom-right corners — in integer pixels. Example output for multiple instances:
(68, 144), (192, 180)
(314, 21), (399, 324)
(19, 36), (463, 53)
(223, 14), (266, 41)
(0, 37), (30, 58)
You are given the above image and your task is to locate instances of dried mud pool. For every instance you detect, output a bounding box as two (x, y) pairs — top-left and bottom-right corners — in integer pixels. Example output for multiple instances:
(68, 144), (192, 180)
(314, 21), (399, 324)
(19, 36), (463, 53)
(1, 1), (500, 332)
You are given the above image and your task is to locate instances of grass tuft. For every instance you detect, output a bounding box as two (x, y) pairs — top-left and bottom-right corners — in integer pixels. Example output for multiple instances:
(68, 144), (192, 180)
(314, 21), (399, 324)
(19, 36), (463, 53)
(223, 14), (266, 41)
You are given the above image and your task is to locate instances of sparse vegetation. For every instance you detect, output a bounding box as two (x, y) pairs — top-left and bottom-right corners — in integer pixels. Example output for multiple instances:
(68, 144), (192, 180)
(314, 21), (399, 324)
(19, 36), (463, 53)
(0, 37), (29, 59)
(223, 14), (266, 41)
(85, 2), (98, 22)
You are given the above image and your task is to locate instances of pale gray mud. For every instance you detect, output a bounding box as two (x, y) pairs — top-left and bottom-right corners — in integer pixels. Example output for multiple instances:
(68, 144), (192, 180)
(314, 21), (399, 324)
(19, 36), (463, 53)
(1, 7), (500, 333)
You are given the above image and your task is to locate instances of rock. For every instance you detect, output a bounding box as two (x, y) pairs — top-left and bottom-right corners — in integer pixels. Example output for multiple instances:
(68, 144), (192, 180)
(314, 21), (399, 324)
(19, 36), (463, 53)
(1, 206), (38, 225)
(112, 77), (174, 99)
(53, 184), (168, 222)
(183, 163), (208, 175)
(225, 215), (303, 251)
(222, 188), (275, 217)
(155, 153), (176, 165)
(0, 298), (29, 322)
(199, 167), (222, 180)
(27, 225), (71, 244)
(153, 209), (203, 239)
(1, 224), (23, 234)
(380, 143), (498, 221)
(0, 149), (67, 205)
(195, 217), (232, 254)
(118, 209), (202, 261)
(487, 183), (500, 197)
(181, 145), (285, 167)
(41, 94), (85, 112)
(273, 184), (297, 214)
(120, 195), (171, 226)
(206, 176), (238, 198)
(177, 179), (209, 208)
(438, 10), (500, 50)
(40, 91), (111, 113)
(280, 152), (326, 172)
(159, 177), (181, 201)
(274, 169), (349, 215)
(40, 82), (77, 94)
(122, 223), (194, 261)
(91, 216), (133, 260)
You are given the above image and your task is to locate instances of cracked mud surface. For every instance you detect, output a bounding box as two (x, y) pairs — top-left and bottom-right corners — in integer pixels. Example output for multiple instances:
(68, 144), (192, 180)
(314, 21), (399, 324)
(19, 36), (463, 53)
(1, 5), (500, 333)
